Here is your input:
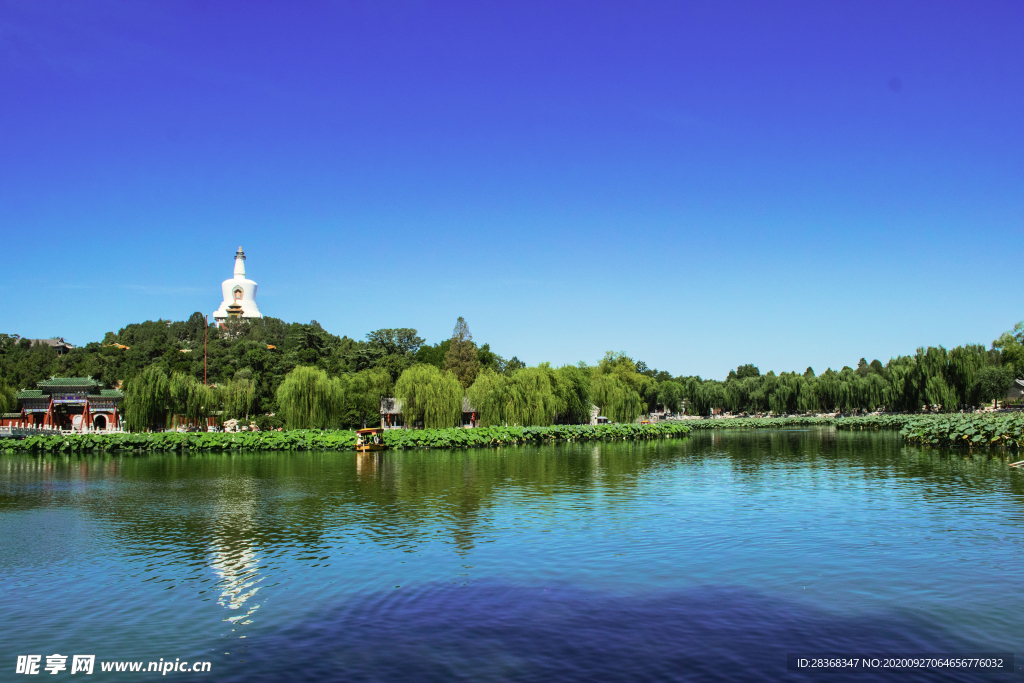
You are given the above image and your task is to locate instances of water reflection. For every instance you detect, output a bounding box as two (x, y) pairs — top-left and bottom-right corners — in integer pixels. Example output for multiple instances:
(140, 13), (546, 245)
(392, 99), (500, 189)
(3, 432), (1024, 533)
(355, 452), (377, 480)
(3, 430), (1024, 681)
(209, 494), (263, 624)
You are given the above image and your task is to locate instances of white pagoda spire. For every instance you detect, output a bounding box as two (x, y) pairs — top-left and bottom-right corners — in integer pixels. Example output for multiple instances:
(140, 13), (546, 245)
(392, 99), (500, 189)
(212, 246), (263, 321)
(233, 246), (246, 278)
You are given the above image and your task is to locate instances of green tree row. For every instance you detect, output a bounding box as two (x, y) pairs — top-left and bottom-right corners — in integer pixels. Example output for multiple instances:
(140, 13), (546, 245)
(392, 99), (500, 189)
(680, 342), (1019, 416)
(259, 326), (651, 430)
(4, 316), (1022, 429)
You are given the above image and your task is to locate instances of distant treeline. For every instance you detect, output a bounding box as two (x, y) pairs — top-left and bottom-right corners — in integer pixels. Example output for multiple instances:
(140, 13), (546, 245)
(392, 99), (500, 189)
(1, 315), (1022, 430)
(682, 343), (1019, 416)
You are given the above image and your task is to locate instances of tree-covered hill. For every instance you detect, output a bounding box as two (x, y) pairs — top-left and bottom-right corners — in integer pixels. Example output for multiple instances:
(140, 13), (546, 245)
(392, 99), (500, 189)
(0, 314), (518, 421)
(2, 315), (1022, 428)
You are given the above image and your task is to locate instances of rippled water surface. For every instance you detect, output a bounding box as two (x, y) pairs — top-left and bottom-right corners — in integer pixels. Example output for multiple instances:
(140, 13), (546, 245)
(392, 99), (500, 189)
(3, 429), (1024, 681)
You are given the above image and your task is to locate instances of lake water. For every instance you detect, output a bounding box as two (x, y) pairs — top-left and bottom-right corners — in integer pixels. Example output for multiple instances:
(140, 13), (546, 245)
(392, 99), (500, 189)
(2, 428), (1022, 682)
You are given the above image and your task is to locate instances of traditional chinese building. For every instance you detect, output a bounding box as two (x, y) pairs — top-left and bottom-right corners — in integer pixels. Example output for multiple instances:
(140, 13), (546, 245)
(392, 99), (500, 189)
(3, 377), (124, 432)
(212, 247), (263, 322)
(27, 337), (75, 356)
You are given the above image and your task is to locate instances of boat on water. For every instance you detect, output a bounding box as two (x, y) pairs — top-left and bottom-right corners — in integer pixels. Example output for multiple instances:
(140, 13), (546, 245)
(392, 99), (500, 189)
(355, 427), (387, 452)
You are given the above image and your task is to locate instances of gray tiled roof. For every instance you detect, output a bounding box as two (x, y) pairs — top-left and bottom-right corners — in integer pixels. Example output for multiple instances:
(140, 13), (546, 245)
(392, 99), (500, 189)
(29, 338), (74, 349)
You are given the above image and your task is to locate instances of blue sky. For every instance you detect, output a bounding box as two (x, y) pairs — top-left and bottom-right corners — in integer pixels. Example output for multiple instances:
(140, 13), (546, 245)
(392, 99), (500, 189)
(1, 1), (1021, 379)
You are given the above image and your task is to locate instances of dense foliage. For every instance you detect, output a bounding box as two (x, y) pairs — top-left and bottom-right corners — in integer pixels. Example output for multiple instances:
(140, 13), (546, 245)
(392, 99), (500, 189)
(1, 422), (690, 454)
(3, 314), (1021, 432)
(467, 364), (589, 427)
(0, 378), (16, 414)
(680, 344), (1017, 416)
(0, 316), (508, 426)
(275, 365), (346, 429)
(122, 366), (170, 431)
(589, 352), (651, 423)
(444, 317), (481, 388)
(394, 364), (463, 429)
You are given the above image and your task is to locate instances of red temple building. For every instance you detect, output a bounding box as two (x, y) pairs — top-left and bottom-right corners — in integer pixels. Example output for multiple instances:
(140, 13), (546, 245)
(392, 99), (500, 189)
(1, 377), (124, 432)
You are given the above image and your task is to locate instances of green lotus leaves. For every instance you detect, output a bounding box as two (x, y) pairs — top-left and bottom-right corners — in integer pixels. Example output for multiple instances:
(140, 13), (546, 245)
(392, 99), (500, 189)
(837, 413), (1024, 449)
(1, 422), (691, 454)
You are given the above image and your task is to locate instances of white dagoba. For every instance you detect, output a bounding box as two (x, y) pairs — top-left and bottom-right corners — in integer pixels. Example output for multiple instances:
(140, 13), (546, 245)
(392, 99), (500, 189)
(212, 247), (263, 321)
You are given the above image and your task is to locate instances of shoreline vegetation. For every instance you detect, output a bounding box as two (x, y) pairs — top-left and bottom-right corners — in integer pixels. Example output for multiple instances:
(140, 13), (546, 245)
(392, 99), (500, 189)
(5, 414), (1024, 454)
(1, 422), (690, 454)
(2, 316), (1022, 436)
(836, 412), (1024, 448)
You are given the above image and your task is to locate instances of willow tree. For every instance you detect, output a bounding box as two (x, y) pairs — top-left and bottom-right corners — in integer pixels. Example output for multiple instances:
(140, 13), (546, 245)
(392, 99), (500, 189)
(167, 373), (219, 429)
(948, 345), (989, 404)
(796, 377), (819, 413)
(467, 368), (508, 427)
(768, 373), (801, 415)
(591, 374), (643, 423)
(885, 356), (919, 412)
(504, 366), (565, 426)
(856, 372), (889, 411)
(123, 365), (171, 431)
(924, 373), (958, 412)
(395, 364), (462, 429)
(657, 380), (684, 413)
(683, 378), (715, 416)
(276, 365), (346, 429)
(551, 364), (592, 424)
(597, 351), (655, 398)
(220, 376), (257, 421)
(725, 376), (758, 413)
(469, 365), (570, 427)
(346, 367), (394, 428)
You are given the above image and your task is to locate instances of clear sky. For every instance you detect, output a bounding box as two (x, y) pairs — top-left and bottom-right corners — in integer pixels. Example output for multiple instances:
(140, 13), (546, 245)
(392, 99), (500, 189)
(1, 1), (1021, 379)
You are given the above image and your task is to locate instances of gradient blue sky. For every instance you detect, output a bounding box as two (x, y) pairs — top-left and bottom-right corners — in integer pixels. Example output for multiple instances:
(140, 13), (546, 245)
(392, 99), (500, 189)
(1, 1), (1021, 379)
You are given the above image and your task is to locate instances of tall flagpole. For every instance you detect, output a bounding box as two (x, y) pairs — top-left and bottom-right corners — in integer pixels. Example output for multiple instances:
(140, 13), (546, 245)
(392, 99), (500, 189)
(204, 315), (208, 385)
